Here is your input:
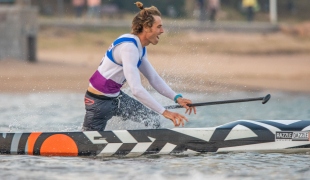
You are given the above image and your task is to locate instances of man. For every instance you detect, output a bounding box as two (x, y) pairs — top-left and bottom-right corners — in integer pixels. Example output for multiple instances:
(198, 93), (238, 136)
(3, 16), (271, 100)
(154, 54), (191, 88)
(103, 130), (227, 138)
(83, 1), (196, 131)
(72, 0), (85, 18)
(242, 0), (257, 22)
(207, 0), (220, 22)
(86, 0), (101, 18)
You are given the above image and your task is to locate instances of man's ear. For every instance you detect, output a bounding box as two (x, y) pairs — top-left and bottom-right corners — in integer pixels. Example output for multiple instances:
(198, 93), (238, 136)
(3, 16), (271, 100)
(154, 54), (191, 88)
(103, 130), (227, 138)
(144, 26), (152, 33)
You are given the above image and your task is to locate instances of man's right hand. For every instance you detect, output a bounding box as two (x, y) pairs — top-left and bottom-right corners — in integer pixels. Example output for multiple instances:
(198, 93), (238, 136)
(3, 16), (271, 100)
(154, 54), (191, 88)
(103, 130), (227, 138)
(162, 110), (188, 127)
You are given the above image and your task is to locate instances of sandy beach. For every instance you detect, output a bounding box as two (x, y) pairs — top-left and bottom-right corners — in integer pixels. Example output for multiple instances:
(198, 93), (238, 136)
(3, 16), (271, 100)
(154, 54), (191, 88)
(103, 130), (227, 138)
(1, 28), (310, 94)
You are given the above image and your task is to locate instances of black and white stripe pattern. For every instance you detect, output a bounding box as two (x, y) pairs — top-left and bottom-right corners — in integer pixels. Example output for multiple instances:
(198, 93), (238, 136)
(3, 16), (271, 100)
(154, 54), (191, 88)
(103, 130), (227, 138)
(1, 120), (310, 156)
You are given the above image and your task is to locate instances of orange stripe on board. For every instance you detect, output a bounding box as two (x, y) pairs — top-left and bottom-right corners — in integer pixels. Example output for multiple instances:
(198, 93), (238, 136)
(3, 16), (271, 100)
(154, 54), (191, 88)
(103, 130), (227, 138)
(27, 132), (42, 155)
(40, 134), (78, 156)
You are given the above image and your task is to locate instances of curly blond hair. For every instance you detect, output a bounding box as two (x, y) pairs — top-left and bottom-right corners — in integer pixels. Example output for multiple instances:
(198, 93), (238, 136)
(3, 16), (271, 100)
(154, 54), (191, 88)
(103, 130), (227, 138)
(131, 1), (162, 35)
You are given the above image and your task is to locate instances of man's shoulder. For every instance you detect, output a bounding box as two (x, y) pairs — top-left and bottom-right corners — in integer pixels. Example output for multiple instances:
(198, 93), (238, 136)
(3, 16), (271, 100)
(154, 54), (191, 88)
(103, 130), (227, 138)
(117, 34), (137, 40)
(114, 34), (143, 50)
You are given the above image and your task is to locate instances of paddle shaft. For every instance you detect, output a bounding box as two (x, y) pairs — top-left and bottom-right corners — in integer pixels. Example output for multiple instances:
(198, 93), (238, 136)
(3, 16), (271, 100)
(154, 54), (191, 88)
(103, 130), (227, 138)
(165, 95), (270, 109)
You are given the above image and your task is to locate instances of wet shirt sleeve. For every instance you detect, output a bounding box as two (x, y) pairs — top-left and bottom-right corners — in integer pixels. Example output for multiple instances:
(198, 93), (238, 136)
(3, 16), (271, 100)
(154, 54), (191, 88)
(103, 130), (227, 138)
(138, 51), (177, 101)
(115, 43), (166, 114)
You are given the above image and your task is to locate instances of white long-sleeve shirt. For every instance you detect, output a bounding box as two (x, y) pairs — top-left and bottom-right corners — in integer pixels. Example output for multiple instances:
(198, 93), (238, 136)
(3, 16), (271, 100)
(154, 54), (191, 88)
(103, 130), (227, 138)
(89, 34), (177, 114)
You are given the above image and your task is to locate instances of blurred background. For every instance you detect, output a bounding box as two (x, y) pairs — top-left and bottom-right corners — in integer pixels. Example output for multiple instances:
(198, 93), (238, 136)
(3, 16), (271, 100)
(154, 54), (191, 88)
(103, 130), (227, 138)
(0, 0), (309, 94)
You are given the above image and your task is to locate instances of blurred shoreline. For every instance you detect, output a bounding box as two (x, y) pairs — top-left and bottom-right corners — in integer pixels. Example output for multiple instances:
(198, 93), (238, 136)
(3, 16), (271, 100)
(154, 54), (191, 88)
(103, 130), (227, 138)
(0, 19), (310, 95)
(39, 16), (279, 33)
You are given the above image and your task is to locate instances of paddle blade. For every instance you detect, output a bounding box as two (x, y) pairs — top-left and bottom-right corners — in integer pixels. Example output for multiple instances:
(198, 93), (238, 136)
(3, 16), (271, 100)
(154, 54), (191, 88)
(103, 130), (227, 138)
(262, 94), (271, 104)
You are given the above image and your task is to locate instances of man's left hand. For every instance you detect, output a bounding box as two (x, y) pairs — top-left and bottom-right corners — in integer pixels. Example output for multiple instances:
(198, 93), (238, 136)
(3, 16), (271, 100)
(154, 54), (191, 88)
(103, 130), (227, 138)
(177, 98), (197, 115)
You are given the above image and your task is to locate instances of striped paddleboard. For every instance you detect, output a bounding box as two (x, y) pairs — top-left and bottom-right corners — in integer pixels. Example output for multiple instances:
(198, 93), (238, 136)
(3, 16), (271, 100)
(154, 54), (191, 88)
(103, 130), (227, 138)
(1, 120), (310, 157)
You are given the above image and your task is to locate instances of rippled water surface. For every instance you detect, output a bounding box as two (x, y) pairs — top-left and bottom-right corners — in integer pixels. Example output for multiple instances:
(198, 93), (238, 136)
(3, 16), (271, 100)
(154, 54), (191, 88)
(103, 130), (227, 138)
(1, 91), (310, 179)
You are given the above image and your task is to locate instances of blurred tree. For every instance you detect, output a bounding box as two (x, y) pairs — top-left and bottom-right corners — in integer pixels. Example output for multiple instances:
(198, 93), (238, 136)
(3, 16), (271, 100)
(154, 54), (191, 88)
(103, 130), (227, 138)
(0, 0), (15, 3)
(102, 0), (186, 17)
(26, 0), (310, 22)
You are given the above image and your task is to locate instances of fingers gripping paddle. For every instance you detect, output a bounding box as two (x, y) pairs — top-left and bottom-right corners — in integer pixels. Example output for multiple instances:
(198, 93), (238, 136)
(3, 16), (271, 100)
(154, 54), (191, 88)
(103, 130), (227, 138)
(165, 94), (271, 109)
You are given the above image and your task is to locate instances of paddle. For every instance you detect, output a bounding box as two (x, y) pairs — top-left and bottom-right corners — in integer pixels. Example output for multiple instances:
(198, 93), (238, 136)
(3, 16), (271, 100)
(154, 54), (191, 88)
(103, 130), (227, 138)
(165, 94), (271, 109)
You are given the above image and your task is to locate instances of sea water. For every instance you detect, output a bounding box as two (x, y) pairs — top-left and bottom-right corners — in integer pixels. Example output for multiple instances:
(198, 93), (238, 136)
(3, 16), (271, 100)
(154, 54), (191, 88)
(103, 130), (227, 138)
(0, 91), (310, 180)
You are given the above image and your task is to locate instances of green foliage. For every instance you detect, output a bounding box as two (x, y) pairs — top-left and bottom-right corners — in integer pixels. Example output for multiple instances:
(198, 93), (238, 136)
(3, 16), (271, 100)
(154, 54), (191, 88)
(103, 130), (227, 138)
(0, 0), (15, 3)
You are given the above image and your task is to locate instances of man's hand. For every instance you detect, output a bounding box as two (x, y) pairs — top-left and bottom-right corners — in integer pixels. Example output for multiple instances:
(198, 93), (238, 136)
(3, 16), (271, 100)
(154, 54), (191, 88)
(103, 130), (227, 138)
(162, 110), (188, 127)
(177, 98), (197, 115)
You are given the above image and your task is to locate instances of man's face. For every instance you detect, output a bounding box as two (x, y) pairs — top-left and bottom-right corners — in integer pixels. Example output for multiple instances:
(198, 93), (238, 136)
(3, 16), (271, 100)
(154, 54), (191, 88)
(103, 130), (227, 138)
(144, 16), (164, 45)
